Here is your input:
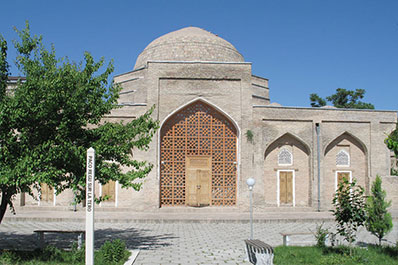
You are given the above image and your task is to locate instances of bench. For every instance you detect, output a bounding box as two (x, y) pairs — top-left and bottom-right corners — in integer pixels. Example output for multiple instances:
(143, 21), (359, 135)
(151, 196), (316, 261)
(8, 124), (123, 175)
(244, 239), (274, 265)
(280, 232), (313, 246)
(34, 230), (85, 249)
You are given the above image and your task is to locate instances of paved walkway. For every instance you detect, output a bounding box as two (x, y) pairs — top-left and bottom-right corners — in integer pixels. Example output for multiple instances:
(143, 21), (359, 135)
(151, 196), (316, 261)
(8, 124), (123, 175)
(1, 209), (398, 264)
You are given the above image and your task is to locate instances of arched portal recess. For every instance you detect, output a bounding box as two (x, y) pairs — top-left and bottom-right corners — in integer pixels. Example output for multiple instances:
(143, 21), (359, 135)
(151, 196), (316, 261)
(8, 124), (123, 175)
(160, 100), (238, 207)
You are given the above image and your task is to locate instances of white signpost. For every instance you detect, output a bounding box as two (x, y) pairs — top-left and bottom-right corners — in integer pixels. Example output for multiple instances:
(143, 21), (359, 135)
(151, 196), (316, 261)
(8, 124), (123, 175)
(86, 147), (95, 265)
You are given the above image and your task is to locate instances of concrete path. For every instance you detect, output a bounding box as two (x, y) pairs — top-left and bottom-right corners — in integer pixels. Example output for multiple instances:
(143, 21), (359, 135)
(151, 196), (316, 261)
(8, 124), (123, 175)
(1, 208), (398, 264)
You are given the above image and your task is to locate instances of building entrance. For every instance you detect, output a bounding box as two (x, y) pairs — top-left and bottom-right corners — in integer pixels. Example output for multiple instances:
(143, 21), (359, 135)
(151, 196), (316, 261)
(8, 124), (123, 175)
(160, 100), (238, 207)
(186, 156), (212, 207)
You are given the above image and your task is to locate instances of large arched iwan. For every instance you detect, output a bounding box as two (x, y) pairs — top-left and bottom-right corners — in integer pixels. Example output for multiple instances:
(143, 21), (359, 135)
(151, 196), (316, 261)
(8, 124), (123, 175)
(160, 100), (238, 206)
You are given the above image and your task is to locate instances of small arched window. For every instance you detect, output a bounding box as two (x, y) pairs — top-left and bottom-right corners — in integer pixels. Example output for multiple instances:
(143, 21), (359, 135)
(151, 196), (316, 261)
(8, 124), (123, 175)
(336, 150), (350, 167)
(278, 148), (293, 166)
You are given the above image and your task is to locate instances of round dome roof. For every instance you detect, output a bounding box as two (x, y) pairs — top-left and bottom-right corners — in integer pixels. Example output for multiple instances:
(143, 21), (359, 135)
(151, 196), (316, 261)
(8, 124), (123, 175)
(134, 27), (244, 69)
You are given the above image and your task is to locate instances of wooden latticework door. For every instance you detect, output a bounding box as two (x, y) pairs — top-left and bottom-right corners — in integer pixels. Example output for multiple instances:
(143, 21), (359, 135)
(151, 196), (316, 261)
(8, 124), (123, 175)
(160, 101), (237, 206)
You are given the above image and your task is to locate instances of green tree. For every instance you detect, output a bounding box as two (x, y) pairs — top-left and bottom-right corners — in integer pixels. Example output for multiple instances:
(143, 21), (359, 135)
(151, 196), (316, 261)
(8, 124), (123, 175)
(332, 178), (366, 254)
(0, 22), (158, 223)
(310, 88), (375, 109)
(365, 175), (393, 245)
(386, 124), (398, 158)
(386, 124), (398, 175)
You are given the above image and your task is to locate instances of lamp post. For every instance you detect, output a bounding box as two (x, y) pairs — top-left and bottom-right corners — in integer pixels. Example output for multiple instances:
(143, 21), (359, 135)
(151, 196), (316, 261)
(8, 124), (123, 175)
(246, 177), (256, 240)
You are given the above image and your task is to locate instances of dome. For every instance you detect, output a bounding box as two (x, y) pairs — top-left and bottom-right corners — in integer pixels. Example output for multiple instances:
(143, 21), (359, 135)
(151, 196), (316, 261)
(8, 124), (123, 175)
(134, 27), (244, 69)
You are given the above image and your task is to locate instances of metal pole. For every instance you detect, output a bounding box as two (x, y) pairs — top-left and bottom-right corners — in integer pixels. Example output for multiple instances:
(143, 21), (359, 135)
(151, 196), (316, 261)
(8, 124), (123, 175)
(316, 123), (321, 212)
(250, 188), (253, 240)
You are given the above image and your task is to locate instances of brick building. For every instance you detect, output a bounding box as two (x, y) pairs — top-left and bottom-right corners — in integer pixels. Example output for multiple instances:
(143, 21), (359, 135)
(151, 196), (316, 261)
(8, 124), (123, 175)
(22, 27), (398, 212)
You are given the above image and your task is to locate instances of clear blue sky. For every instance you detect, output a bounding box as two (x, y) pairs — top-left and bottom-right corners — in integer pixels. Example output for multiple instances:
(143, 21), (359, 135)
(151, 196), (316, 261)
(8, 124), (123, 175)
(1, 0), (397, 110)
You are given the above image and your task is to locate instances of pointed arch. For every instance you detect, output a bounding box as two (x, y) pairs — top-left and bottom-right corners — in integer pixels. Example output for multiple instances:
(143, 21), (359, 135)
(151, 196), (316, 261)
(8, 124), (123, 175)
(264, 132), (311, 160)
(324, 131), (368, 156)
(159, 98), (239, 207)
(159, 98), (240, 138)
(323, 131), (368, 207)
(263, 132), (311, 207)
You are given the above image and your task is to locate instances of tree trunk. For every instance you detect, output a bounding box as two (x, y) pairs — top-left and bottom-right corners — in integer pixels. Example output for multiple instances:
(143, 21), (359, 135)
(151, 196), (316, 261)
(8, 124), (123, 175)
(379, 236), (382, 246)
(0, 191), (8, 224)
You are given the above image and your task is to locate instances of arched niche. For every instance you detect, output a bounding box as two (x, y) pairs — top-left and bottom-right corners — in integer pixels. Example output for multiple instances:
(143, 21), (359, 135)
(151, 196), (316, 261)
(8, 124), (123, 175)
(159, 99), (238, 207)
(263, 133), (311, 207)
(323, 132), (368, 208)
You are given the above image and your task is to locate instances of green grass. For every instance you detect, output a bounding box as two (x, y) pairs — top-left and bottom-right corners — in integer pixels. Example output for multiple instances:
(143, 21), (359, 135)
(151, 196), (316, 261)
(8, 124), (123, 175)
(274, 245), (398, 265)
(0, 245), (130, 265)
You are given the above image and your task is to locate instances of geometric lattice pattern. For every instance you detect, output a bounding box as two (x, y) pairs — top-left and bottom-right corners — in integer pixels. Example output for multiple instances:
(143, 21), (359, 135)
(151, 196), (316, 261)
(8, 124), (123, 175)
(278, 148), (293, 166)
(160, 101), (237, 206)
(336, 150), (350, 166)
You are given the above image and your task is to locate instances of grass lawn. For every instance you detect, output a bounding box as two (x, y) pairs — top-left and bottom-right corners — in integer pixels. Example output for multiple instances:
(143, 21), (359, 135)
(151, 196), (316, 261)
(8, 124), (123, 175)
(274, 245), (398, 265)
(0, 246), (130, 265)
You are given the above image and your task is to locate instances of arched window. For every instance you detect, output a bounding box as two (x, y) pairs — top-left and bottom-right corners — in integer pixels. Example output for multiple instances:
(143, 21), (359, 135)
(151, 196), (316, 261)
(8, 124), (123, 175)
(336, 150), (350, 167)
(278, 148), (293, 166)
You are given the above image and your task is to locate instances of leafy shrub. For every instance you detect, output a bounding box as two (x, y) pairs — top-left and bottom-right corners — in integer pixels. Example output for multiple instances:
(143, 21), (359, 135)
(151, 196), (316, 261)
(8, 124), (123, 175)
(365, 175), (393, 245)
(40, 245), (64, 261)
(71, 241), (85, 263)
(99, 239), (127, 263)
(0, 250), (21, 264)
(332, 178), (366, 255)
(313, 223), (329, 248)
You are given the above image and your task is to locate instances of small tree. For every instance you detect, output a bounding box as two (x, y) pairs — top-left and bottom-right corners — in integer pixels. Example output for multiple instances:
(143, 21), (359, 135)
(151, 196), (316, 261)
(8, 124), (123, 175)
(365, 175), (393, 245)
(332, 178), (366, 254)
(0, 22), (159, 223)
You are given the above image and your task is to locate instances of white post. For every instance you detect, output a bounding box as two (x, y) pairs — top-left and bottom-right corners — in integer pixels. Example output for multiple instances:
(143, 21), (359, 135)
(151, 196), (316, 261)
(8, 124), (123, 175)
(246, 178), (256, 240)
(86, 147), (95, 265)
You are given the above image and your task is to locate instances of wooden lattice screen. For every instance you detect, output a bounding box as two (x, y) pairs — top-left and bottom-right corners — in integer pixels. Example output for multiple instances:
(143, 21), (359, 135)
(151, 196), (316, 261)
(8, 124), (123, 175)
(160, 101), (237, 206)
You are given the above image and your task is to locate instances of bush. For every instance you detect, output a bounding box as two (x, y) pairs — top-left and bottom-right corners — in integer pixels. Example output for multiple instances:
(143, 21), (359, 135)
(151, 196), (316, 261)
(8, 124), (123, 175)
(40, 245), (64, 262)
(71, 242), (85, 263)
(0, 250), (21, 264)
(332, 178), (366, 255)
(313, 223), (329, 248)
(365, 175), (393, 245)
(99, 239), (127, 263)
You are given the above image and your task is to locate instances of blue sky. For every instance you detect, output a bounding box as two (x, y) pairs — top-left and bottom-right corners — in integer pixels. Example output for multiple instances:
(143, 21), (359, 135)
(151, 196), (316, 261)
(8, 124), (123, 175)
(1, 0), (397, 110)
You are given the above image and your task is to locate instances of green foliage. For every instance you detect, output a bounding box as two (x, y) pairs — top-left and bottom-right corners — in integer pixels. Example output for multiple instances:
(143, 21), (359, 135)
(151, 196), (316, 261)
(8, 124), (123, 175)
(99, 239), (127, 263)
(70, 242), (85, 263)
(332, 178), (366, 252)
(310, 88), (375, 109)
(245, 130), (254, 143)
(0, 250), (21, 264)
(0, 243), (130, 265)
(365, 175), (393, 245)
(40, 245), (64, 262)
(313, 223), (329, 248)
(385, 124), (398, 158)
(0, 22), (159, 223)
(309, 93), (327, 107)
(273, 245), (398, 265)
(0, 34), (9, 100)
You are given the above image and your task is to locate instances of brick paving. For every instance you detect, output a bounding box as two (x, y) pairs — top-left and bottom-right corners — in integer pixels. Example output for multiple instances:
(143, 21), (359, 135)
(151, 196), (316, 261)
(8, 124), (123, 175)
(1, 219), (398, 264)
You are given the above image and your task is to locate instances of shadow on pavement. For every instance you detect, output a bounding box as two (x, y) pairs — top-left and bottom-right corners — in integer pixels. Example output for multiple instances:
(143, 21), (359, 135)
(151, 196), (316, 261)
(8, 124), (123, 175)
(0, 228), (176, 250)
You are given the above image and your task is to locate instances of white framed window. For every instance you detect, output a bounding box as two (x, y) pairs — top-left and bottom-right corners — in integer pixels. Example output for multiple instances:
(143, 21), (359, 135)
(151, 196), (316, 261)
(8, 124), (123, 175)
(336, 150), (350, 167)
(335, 171), (352, 191)
(278, 148), (293, 166)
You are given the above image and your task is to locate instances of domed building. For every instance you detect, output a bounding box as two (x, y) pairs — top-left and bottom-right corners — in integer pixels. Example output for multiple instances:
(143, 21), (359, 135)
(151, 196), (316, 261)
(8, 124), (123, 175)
(24, 27), (398, 212)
